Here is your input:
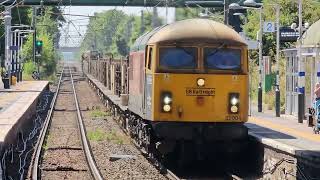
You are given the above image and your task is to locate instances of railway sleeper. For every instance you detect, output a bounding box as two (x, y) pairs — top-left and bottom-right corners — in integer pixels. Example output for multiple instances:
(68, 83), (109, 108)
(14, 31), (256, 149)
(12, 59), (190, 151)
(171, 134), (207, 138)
(42, 167), (88, 172)
(87, 77), (175, 174)
(46, 146), (82, 151)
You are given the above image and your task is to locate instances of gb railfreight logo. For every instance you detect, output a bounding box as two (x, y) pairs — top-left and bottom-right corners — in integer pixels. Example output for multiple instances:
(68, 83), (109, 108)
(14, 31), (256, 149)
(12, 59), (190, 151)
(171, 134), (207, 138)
(185, 88), (215, 96)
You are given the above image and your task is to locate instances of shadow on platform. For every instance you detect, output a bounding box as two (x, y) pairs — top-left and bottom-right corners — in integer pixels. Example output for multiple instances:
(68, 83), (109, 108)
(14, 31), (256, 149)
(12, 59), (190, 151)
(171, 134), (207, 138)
(246, 123), (296, 139)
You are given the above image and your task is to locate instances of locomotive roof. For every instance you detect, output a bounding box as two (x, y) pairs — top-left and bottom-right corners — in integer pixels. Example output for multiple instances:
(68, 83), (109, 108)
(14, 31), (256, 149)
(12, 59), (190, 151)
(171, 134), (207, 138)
(131, 18), (247, 51)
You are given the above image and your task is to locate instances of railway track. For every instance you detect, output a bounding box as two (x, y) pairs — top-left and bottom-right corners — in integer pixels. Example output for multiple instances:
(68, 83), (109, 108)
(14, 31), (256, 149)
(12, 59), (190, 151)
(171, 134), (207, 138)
(31, 65), (103, 180)
(86, 76), (243, 180)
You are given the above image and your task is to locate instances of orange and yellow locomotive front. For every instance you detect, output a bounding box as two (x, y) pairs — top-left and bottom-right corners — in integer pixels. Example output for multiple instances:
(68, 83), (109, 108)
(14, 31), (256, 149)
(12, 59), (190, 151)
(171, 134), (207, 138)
(128, 19), (249, 156)
(144, 44), (249, 142)
(153, 73), (248, 123)
(149, 45), (248, 123)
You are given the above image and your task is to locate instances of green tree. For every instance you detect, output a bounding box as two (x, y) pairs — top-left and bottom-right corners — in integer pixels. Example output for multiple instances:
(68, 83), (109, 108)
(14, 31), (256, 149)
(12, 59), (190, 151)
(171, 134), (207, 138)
(175, 7), (200, 21)
(81, 10), (127, 56)
(20, 7), (64, 78)
(81, 10), (162, 58)
(21, 32), (56, 76)
(244, 0), (320, 109)
(243, 0), (320, 61)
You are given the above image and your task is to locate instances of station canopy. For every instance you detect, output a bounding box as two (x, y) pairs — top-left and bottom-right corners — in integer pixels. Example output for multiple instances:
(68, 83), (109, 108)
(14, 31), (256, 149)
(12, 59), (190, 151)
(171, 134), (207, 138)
(3, 0), (259, 7)
(283, 18), (320, 117)
(301, 19), (320, 46)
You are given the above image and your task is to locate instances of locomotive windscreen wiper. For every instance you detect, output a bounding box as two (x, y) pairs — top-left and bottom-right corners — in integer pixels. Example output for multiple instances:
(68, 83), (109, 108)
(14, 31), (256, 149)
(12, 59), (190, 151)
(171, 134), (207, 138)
(207, 43), (226, 57)
(174, 45), (194, 56)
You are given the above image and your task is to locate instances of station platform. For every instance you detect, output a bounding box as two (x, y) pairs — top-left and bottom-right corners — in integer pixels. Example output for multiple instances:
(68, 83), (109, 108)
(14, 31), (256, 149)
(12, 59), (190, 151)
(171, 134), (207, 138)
(247, 109), (320, 155)
(0, 81), (49, 150)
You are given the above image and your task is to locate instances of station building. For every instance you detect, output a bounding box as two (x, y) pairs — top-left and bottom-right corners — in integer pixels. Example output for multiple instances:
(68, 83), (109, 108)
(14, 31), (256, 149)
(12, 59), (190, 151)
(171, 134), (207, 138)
(284, 19), (320, 117)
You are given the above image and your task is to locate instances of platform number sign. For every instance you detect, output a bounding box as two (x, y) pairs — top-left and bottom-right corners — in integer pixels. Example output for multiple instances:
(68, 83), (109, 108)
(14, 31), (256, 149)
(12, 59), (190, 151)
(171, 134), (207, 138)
(263, 22), (275, 33)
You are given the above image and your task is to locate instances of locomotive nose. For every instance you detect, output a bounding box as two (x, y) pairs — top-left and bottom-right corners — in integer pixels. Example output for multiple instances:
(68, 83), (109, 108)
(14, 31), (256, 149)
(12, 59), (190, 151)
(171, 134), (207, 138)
(155, 73), (247, 123)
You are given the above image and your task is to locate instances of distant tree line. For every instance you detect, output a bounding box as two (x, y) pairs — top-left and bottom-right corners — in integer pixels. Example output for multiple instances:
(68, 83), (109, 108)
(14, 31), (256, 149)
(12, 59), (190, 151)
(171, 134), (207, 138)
(80, 9), (163, 58)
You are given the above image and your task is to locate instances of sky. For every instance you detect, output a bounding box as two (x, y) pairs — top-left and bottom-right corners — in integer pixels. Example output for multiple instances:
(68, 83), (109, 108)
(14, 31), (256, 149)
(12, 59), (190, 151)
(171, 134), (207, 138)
(60, 6), (176, 47)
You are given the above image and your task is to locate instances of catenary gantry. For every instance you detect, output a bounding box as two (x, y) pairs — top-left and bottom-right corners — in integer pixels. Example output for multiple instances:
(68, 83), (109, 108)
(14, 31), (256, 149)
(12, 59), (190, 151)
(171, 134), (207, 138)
(1, 0), (261, 7)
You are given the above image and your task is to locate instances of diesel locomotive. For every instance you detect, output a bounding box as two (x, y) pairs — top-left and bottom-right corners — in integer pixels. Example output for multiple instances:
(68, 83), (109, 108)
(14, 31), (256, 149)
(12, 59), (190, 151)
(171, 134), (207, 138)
(126, 18), (249, 160)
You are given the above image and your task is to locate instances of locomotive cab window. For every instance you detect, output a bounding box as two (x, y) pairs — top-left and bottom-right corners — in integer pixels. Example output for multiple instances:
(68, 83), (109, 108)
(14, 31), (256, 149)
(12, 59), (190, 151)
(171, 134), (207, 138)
(147, 46), (153, 70)
(159, 47), (197, 70)
(204, 48), (241, 71)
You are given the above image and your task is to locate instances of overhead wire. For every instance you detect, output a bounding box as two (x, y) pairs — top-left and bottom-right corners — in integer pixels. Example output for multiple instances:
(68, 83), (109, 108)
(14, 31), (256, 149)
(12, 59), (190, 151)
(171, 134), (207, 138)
(0, 0), (11, 6)
(0, 0), (15, 7)
(62, 15), (86, 46)
(67, 18), (83, 37)
(0, 0), (22, 15)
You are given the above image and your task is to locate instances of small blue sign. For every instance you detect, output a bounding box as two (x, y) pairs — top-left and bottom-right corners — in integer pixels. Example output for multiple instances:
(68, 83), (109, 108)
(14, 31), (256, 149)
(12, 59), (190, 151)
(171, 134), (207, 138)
(9, 46), (18, 51)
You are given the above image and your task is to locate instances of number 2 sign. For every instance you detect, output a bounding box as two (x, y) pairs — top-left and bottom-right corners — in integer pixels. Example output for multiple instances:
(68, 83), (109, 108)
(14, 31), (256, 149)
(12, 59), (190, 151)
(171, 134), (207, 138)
(263, 22), (275, 33)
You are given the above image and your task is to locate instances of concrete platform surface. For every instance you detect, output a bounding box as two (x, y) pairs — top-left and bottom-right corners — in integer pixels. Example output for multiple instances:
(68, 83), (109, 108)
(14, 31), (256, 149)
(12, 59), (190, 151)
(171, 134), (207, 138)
(248, 110), (320, 161)
(0, 81), (49, 145)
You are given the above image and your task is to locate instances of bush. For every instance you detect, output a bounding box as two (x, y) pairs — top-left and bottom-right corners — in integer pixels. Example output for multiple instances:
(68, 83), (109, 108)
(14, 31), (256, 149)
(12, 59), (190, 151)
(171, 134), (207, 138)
(23, 61), (37, 74)
(249, 60), (259, 102)
(22, 61), (37, 81)
(265, 91), (275, 110)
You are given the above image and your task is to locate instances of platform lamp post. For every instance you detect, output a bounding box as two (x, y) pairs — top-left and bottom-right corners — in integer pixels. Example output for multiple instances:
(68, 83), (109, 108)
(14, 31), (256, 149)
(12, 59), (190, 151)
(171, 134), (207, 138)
(17, 30), (34, 82)
(243, 0), (264, 113)
(293, 0), (306, 123)
(4, 10), (12, 88)
(229, 0), (263, 112)
(9, 25), (31, 83)
(13, 29), (21, 83)
(297, 0), (304, 123)
(275, 6), (281, 117)
(245, 0), (281, 116)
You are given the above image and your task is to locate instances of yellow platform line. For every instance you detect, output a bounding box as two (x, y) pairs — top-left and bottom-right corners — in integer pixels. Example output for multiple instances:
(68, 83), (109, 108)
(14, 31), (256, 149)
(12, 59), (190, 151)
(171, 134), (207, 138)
(249, 117), (320, 143)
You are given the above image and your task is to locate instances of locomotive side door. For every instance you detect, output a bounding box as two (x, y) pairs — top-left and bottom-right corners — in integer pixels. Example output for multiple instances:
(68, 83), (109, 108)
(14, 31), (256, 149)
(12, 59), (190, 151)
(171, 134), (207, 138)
(144, 46), (154, 120)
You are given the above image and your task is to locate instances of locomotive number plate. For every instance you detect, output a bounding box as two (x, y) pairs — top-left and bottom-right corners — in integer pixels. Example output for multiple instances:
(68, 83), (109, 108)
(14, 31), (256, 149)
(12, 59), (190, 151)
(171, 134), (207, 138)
(185, 88), (215, 96)
(225, 115), (240, 121)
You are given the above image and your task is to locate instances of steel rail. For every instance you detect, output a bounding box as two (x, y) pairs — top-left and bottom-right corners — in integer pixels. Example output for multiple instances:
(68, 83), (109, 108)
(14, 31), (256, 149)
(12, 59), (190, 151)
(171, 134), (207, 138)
(31, 66), (64, 180)
(86, 77), (181, 180)
(166, 169), (181, 180)
(69, 66), (103, 180)
(32, 65), (103, 180)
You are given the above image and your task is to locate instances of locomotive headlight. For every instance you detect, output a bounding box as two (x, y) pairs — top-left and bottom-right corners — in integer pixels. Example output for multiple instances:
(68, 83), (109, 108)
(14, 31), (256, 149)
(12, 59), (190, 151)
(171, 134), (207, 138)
(229, 93), (239, 114)
(197, 78), (205, 87)
(231, 105), (238, 113)
(163, 104), (171, 112)
(163, 96), (172, 105)
(161, 91), (172, 113)
(231, 97), (238, 105)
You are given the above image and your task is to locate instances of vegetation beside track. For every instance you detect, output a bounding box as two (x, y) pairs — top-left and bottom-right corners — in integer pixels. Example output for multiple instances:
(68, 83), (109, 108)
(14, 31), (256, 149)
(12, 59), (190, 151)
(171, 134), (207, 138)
(0, 6), (64, 81)
(80, 9), (163, 58)
(244, 0), (320, 111)
(21, 7), (64, 80)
